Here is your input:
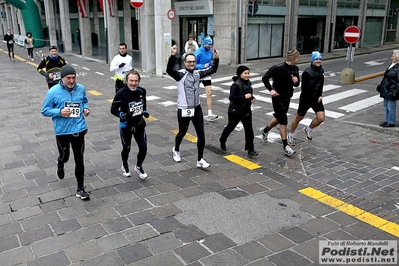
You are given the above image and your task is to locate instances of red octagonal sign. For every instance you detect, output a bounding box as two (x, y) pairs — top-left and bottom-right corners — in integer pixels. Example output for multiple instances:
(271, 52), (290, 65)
(130, 0), (143, 8)
(344, 26), (361, 44)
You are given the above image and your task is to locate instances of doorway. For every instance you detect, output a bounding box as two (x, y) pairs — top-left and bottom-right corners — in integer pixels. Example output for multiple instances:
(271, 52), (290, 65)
(181, 17), (208, 50)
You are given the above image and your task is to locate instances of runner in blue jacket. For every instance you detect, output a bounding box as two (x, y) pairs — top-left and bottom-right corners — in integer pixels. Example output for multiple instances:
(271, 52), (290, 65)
(41, 65), (90, 200)
(194, 35), (218, 121)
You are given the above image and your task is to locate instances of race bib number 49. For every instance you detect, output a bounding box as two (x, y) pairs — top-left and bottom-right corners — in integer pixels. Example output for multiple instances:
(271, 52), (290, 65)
(64, 102), (81, 118)
(129, 101), (143, 117)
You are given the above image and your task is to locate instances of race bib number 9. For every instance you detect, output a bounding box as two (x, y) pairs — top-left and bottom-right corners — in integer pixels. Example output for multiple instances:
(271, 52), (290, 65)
(129, 101), (143, 117)
(181, 108), (195, 117)
(65, 102), (81, 118)
(53, 71), (61, 81)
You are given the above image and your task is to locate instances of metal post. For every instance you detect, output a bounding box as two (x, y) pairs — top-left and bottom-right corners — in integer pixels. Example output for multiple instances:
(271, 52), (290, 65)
(104, 0), (109, 64)
(237, 0), (242, 64)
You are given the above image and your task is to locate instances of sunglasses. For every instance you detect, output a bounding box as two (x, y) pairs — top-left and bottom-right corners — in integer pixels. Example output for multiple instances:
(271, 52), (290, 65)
(185, 60), (196, 64)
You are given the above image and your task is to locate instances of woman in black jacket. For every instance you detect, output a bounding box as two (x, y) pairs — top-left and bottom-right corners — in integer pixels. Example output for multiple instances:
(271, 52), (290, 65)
(219, 66), (258, 157)
(378, 50), (399, 127)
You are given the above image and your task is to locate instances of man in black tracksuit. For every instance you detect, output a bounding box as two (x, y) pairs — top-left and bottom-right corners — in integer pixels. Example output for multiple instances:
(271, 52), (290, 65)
(110, 70), (149, 180)
(4, 29), (14, 61)
(260, 49), (300, 157)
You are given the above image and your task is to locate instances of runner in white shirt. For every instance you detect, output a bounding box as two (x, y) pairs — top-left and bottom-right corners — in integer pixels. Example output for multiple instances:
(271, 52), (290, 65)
(110, 43), (133, 93)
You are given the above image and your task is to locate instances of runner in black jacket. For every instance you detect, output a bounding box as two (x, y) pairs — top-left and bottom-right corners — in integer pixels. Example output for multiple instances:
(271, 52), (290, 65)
(260, 49), (300, 157)
(110, 70), (149, 180)
(37, 46), (66, 89)
(4, 29), (14, 61)
(288, 51), (325, 144)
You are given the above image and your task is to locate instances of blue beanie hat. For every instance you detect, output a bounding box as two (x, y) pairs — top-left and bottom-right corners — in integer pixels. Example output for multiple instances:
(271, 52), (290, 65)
(311, 51), (322, 62)
(203, 36), (213, 45)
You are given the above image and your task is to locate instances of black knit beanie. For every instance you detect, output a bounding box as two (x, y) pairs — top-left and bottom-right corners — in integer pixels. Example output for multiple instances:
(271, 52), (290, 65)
(61, 65), (76, 78)
(236, 65), (250, 77)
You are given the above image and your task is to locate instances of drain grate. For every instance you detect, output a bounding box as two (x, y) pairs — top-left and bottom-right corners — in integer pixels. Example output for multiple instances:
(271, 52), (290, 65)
(205, 143), (226, 155)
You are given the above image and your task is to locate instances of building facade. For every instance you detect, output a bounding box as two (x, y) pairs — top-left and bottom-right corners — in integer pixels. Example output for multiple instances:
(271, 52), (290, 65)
(0, 0), (397, 76)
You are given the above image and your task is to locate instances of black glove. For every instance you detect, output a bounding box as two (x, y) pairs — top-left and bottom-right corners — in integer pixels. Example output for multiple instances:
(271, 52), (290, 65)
(118, 63), (126, 68)
(142, 110), (149, 118)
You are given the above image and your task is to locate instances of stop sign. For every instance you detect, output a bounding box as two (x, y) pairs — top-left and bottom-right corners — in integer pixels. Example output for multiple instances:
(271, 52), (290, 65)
(344, 26), (361, 44)
(130, 0), (143, 8)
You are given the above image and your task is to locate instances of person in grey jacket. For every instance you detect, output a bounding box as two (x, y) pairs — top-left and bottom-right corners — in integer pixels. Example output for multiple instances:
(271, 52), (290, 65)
(377, 50), (399, 127)
(166, 45), (219, 168)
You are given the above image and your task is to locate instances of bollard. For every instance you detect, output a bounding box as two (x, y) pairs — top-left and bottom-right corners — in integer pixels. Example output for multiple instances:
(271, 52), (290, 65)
(340, 68), (355, 84)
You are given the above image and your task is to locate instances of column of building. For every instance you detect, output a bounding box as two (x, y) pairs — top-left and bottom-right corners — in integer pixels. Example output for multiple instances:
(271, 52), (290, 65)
(59, 0), (72, 53)
(154, 0), (172, 75)
(44, 0), (57, 46)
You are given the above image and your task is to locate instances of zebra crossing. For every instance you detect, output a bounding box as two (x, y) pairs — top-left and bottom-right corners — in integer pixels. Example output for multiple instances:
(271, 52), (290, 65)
(157, 73), (382, 124)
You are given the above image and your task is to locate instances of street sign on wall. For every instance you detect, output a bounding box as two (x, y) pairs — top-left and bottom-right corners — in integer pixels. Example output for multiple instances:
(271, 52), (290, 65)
(344, 26), (361, 44)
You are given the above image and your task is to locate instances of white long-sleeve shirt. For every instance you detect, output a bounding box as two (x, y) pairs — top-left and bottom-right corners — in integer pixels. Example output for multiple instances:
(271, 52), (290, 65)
(109, 54), (133, 80)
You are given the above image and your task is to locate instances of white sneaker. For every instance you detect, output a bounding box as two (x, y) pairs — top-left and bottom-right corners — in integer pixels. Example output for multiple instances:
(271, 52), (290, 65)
(284, 145), (295, 157)
(31, 58), (34, 61)
(197, 158), (210, 168)
(287, 134), (295, 146)
(259, 127), (268, 143)
(303, 127), (312, 141)
(206, 113), (218, 121)
(134, 166), (148, 180)
(121, 164), (131, 177)
(172, 147), (181, 162)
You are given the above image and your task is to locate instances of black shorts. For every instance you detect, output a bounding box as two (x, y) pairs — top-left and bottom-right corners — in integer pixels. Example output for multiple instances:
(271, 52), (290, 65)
(297, 97), (325, 116)
(201, 79), (212, 87)
(272, 96), (290, 125)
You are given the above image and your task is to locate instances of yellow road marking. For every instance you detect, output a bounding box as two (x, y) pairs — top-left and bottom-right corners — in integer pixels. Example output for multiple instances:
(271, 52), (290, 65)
(88, 90), (103, 96)
(146, 115), (158, 121)
(224, 154), (261, 170)
(299, 187), (399, 238)
(171, 129), (197, 142)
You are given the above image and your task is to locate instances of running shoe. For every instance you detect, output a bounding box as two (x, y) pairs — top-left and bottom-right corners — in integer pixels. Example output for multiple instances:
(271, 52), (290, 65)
(248, 150), (259, 157)
(76, 187), (90, 200)
(172, 147), (181, 162)
(206, 113), (218, 121)
(121, 164), (131, 177)
(134, 166), (148, 180)
(303, 126), (313, 141)
(284, 145), (295, 157)
(287, 134), (295, 146)
(259, 127), (268, 143)
(56, 163), (65, 180)
(197, 158), (211, 168)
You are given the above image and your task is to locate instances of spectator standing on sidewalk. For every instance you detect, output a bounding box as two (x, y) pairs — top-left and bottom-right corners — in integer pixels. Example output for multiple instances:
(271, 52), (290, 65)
(110, 43), (133, 93)
(41, 65), (90, 200)
(110, 70), (149, 180)
(167, 45), (219, 168)
(194, 36), (219, 121)
(288, 51), (325, 144)
(37, 46), (66, 89)
(259, 49), (300, 157)
(377, 49), (399, 128)
(219, 66), (258, 157)
(76, 28), (82, 55)
(4, 29), (15, 61)
(184, 33), (199, 54)
(25, 32), (35, 61)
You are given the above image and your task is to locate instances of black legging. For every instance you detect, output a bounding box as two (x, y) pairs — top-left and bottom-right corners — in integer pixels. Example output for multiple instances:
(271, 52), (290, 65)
(220, 111), (254, 151)
(175, 105), (205, 161)
(120, 126), (147, 168)
(7, 43), (14, 58)
(27, 48), (34, 58)
(56, 130), (87, 188)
